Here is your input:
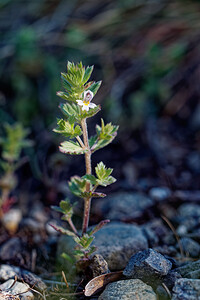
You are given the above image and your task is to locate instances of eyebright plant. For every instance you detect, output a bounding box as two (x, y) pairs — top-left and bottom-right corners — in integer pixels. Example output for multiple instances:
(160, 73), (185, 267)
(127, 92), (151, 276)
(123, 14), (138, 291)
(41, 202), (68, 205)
(0, 123), (32, 216)
(52, 62), (118, 262)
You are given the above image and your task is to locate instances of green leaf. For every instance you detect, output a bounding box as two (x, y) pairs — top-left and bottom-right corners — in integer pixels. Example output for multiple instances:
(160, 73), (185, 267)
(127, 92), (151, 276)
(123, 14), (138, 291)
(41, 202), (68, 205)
(50, 224), (76, 237)
(89, 81), (102, 95)
(79, 105), (101, 120)
(51, 205), (63, 213)
(82, 66), (94, 84)
(53, 118), (82, 138)
(61, 252), (75, 264)
(75, 234), (95, 249)
(81, 191), (106, 198)
(59, 141), (87, 155)
(82, 174), (97, 185)
(95, 162), (116, 187)
(61, 72), (72, 92)
(68, 176), (87, 197)
(90, 119), (118, 153)
(59, 102), (80, 123)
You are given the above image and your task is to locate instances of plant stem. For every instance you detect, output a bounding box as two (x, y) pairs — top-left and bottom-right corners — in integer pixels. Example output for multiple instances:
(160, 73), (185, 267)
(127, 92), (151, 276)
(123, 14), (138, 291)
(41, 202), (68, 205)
(68, 218), (79, 237)
(81, 119), (92, 235)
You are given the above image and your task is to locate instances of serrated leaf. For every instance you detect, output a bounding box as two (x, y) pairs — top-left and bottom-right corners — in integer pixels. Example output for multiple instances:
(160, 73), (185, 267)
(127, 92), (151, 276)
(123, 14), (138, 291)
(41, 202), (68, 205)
(61, 72), (72, 92)
(53, 118), (82, 138)
(91, 119), (118, 153)
(79, 105), (101, 120)
(51, 205), (63, 213)
(82, 66), (94, 84)
(59, 141), (87, 155)
(68, 176), (87, 197)
(59, 102), (80, 122)
(50, 224), (76, 237)
(81, 191), (106, 198)
(95, 162), (116, 187)
(89, 81), (102, 95)
(82, 174), (97, 185)
(95, 162), (112, 179)
(88, 220), (110, 236)
(76, 234), (95, 249)
(89, 135), (98, 148)
(60, 200), (72, 212)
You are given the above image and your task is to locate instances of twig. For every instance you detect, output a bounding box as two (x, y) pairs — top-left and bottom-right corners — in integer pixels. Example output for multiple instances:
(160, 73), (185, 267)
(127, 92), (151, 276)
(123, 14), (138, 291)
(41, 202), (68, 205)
(61, 271), (69, 290)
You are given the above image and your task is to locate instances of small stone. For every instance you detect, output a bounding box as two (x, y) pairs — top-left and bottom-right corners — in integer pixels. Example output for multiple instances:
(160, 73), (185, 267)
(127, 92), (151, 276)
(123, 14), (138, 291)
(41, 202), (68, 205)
(178, 204), (200, 218)
(174, 259), (200, 278)
(93, 192), (154, 221)
(98, 279), (157, 300)
(0, 264), (46, 292)
(156, 285), (170, 300)
(176, 225), (188, 236)
(0, 238), (22, 262)
(153, 245), (178, 257)
(0, 279), (34, 300)
(123, 248), (172, 281)
(94, 223), (148, 270)
(22, 218), (42, 232)
(0, 290), (19, 300)
(142, 227), (159, 247)
(21, 270), (47, 291)
(163, 271), (182, 289)
(2, 209), (22, 234)
(149, 187), (171, 201)
(89, 254), (110, 278)
(180, 237), (200, 258)
(0, 265), (20, 281)
(172, 278), (200, 300)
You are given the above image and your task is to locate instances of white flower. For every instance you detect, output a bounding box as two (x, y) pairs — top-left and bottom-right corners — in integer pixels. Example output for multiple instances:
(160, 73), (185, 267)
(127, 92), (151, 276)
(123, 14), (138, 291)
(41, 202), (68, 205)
(76, 90), (97, 112)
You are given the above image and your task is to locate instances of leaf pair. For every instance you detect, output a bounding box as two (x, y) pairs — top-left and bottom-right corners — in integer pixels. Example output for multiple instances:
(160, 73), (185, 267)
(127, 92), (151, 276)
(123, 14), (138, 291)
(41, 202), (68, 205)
(68, 176), (106, 198)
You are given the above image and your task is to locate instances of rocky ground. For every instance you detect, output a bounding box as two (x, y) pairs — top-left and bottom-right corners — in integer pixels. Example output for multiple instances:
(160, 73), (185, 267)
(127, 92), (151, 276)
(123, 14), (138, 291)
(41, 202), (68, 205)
(0, 186), (200, 299)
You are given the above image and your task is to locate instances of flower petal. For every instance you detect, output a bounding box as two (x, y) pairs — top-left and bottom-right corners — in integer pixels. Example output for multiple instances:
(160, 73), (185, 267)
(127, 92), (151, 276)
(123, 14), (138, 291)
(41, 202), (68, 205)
(84, 90), (94, 102)
(89, 103), (97, 109)
(76, 100), (84, 106)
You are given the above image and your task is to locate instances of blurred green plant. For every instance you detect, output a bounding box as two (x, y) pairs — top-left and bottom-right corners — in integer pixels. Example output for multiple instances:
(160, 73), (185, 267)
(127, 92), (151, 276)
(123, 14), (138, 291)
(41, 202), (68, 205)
(0, 123), (32, 216)
(51, 62), (118, 264)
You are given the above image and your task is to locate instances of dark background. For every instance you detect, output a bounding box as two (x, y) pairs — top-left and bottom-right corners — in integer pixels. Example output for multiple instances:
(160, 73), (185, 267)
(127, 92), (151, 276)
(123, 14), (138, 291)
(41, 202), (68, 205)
(0, 0), (200, 210)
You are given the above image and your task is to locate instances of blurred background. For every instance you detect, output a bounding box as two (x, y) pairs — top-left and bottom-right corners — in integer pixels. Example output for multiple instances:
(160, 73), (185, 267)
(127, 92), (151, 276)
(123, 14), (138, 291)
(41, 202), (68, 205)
(0, 0), (200, 269)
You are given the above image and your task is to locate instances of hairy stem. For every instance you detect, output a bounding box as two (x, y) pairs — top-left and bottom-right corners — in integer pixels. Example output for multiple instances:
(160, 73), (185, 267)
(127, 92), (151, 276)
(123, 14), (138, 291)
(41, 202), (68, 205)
(81, 119), (92, 235)
(68, 218), (79, 237)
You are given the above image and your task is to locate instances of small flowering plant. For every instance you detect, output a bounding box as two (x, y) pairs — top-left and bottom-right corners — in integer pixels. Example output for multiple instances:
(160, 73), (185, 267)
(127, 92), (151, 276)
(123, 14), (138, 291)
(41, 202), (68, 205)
(52, 62), (118, 262)
(0, 123), (31, 217)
